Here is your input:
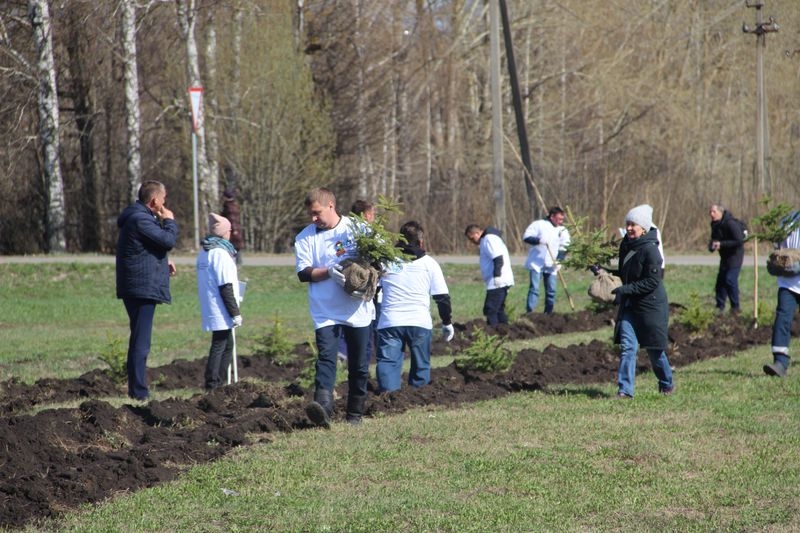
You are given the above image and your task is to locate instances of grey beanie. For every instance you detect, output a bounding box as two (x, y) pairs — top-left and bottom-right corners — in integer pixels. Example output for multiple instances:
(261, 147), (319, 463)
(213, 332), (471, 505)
(625, 204), (653, 231)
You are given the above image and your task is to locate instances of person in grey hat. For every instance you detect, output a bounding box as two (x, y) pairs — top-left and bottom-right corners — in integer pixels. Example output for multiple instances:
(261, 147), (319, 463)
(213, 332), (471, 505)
(606, 204), (674, 399)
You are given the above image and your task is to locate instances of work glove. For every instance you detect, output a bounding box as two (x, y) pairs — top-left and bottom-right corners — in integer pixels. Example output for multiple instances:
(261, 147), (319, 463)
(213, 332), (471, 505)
(232, 315), (243, 327)
(493, 277), (503, 288)
(442, 324), (455, 342)
(349, 289), (366, 300)
(328, 264), (346, 287)
(589, 264), (603, 276)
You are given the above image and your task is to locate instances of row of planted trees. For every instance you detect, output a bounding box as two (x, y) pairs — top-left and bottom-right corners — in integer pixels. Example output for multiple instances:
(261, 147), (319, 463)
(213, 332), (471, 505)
(0, 0), (798, 255)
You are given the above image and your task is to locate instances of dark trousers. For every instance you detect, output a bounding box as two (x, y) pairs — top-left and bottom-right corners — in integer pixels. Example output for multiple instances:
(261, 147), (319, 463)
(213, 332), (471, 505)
(206, 329), (234, 390)
(123, 298), (157, 400)
(715, 265), (741, 310)
(483, 287), (510, 326)
(315, 324), (370, 399)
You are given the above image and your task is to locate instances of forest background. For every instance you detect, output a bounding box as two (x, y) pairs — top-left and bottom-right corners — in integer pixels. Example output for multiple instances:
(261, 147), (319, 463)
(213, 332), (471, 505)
(1, 0), (798, 256)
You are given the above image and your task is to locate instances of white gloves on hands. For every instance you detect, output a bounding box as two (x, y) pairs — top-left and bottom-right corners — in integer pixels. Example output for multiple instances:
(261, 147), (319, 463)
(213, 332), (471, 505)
(493, 277), (503, 288)
(442, 324), (455, 342)
(232, 315), (243, 328)
(349, 289), (366, 300)
(328, 264), (346, 287)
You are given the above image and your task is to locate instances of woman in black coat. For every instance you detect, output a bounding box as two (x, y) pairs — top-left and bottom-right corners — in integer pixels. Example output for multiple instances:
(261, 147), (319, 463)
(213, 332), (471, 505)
(610, 204), (674, 399)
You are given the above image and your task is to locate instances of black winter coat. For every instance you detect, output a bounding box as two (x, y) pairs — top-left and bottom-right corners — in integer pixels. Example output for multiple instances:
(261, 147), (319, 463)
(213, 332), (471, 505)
(116, 201), (178, 303)
(710, 210), (745, 269)
(612, 229), (669, 350)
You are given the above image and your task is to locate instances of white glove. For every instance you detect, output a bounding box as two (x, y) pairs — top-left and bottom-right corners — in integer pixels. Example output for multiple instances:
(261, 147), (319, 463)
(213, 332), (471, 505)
(328, 264), (346, 287)
(349, 289), (366, 300)
(232, 315), (243, 328)
(442, 324), (455, 342)
(493, 277), (503, 288)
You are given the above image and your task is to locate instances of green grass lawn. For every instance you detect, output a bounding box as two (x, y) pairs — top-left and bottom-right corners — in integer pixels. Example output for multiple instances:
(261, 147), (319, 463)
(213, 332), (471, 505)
(4, 261), (799, 531)
(0, 262), (778, 383)
(34, 346), (800, 532)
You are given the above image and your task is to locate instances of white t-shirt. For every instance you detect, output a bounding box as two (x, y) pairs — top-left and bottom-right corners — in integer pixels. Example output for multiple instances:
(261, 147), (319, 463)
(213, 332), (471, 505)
(523, 218), (560, 272)
(479, 232), (514, 289)
(378, 255), (449, 330)
(777, 226), (800, 294)
(558, 226), (571, 255)
(196, 247), (240, 331)
(294, 215), (375, 329)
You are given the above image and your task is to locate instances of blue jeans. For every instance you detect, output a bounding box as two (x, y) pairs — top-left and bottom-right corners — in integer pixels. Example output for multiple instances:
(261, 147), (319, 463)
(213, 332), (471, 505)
(314, 324), (370, 398)
(484, 287), (509, 326)
(337, 302), (381, 362)
(617, 309), (673, 397)
(527, 269), (557, 313)
(376, 326), (432, 392)
(715, 265), (741, 310)
(123, 298), (157, 400)
(772, 287), (800, 356)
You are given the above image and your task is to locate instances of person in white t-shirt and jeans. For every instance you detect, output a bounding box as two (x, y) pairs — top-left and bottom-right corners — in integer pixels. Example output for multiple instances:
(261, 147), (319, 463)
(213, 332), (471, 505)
(376, 221), (454, 392)
(295, 188), (375, 428)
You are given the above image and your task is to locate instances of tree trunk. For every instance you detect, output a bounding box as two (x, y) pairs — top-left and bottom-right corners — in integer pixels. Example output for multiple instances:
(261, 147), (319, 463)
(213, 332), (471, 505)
(121, 0), (141, 204)
(177, 0), (210, 244)
(29, 0), (66, 252)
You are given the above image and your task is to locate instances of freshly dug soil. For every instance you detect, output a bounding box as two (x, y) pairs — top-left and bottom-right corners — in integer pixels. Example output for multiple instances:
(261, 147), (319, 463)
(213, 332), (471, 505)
(0, 310), (792, 530)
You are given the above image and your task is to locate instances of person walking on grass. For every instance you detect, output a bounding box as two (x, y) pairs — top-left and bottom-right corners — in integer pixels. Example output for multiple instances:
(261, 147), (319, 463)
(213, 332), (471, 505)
(763, 213), (800, 378)
(295, 187), (374, 427)
(196, 213), (242, 391)
(376, 221), (454, 392)
(116, 180), (178, 402)
(607, 204), (674, 399)
(464, 223), (514, 326)
(708, 203), (745, 315)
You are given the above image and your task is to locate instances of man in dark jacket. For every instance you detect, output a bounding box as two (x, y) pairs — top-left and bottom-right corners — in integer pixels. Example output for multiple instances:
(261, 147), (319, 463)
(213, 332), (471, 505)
(221, 188), (244, 265)
(709, 203), (745, 314)
(116, 180), (178, 401)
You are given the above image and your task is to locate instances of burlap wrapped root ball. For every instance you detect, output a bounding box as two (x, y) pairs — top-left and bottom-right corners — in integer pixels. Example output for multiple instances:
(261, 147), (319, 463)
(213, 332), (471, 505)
(340, 258), (381, 301)
(767, 248), (800, 277)
(588, 272), (622, 304)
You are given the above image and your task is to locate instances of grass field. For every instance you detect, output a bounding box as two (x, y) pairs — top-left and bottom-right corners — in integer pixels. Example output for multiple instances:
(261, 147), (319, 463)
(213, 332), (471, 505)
(3, 261), (799, 531)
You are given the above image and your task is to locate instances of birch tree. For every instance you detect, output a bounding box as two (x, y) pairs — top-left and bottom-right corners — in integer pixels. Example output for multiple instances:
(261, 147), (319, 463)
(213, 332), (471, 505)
(176, 0), (211, 243)
(121, 0), (141, 203)
(29, 0), (65, 252)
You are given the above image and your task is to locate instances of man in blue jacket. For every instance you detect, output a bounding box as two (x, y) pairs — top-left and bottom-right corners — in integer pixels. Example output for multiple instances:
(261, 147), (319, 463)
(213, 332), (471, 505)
(116, 181), (178, 401)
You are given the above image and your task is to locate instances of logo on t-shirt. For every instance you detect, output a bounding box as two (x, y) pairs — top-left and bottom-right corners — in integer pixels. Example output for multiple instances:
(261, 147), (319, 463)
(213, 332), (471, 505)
(334, 240), (346, 256)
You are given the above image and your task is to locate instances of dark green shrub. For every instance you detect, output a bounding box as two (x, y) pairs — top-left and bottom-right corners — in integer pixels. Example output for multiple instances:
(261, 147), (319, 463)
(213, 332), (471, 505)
(99, 334), (127, 384)
(675, 293), (715, 334)
(455, 328), (514, 373)
(254, 315), (295, 365)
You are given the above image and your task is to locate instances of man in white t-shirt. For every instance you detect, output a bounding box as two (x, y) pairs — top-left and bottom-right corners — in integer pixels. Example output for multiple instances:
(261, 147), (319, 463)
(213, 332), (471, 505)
(764, 213), (800, 378)
(464, 223), (514, 326)
(376, 221), (454, 392)
(295, 188), (375, 427)
(522, 206), (564, 314)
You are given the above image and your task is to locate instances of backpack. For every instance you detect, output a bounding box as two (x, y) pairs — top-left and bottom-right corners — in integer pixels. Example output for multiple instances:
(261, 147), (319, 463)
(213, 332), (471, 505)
(731, 217), (748, 239)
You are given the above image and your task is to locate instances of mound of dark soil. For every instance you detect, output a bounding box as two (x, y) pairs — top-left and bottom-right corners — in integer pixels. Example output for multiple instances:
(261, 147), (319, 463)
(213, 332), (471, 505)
(0, 312), (792, 530)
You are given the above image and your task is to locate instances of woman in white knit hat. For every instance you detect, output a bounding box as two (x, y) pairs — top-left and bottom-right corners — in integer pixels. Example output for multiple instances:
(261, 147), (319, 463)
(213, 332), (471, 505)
(608, 204), (674, 398)
(196, 213), (242, 390)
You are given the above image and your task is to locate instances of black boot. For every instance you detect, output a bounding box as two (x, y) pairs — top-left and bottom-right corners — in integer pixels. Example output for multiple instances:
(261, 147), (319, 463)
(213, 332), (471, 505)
(345, 394), (367, 426)
(306, 389), (333, 429)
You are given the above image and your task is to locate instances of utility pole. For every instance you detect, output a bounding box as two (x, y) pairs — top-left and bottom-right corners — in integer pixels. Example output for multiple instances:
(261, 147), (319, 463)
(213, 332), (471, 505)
(489, 0), (506, 234)
(743, 1), (778, 198)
